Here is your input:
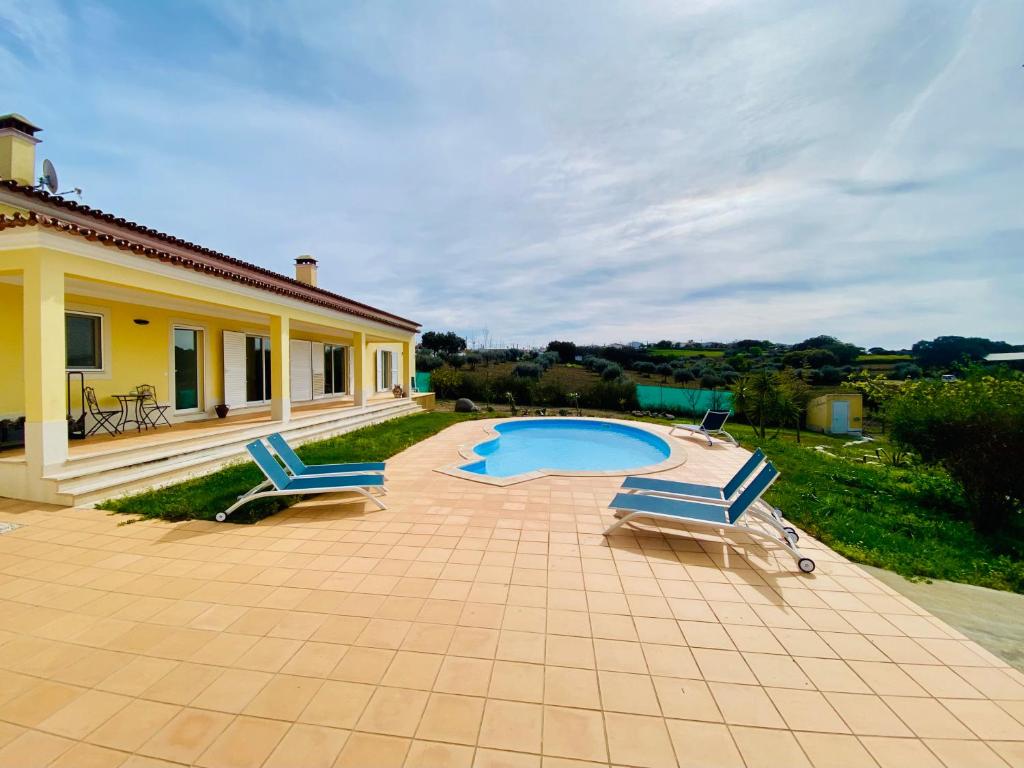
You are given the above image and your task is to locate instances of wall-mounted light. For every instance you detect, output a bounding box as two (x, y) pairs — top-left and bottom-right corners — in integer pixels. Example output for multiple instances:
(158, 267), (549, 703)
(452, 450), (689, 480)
(133, 318), (150, 326)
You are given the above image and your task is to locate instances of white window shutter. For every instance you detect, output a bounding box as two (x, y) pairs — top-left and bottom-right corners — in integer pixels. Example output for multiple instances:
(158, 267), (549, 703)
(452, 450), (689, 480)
(222, 331), (247, 407)
(289, 340), (312, 402)
(348, 346), (355, 396)
(390, 351), (399, 391)
(376, 350), (384, 391)
(311, 342), (325, 398)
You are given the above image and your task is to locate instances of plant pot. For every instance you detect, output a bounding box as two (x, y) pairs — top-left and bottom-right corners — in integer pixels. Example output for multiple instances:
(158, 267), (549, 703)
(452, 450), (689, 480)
(215, 404), (230, 419)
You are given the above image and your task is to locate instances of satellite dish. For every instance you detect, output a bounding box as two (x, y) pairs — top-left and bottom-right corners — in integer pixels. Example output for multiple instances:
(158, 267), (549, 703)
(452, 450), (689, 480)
(40, 159), (59, 194)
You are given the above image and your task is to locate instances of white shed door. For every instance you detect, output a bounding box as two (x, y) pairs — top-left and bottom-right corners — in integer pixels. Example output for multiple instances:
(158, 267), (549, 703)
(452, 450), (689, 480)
(222, 330), (247, 407)
(290, 340), (312, 401)
(831, 400), (850, 434)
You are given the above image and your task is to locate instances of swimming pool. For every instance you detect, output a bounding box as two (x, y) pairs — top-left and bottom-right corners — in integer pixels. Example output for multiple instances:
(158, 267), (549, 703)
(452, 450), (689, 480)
(458, 418), (672, 479)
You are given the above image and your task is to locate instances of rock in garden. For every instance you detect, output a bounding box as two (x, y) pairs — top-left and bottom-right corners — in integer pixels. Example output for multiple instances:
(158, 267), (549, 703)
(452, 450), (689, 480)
(455, 398), (479, 413)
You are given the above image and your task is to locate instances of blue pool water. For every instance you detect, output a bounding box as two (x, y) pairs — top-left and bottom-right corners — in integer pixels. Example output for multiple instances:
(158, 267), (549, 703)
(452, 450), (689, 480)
(460, 419), (671, 478)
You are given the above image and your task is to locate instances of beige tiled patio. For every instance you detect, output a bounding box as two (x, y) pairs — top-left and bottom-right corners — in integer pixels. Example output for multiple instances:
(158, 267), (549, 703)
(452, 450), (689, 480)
(0, 418), (1022, 768)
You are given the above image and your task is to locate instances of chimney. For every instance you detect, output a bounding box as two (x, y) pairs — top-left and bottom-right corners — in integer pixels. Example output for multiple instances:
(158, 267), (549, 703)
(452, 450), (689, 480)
(0, 114), (41, 187)
(295, 255), (318, 287)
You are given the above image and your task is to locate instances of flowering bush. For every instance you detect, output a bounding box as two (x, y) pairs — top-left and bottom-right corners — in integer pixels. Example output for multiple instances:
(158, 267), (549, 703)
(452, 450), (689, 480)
(888, 377), (1024, 532)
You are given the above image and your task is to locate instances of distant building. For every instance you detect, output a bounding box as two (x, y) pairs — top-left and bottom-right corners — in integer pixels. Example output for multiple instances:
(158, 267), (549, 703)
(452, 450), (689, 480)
(806, 394), (863, 435)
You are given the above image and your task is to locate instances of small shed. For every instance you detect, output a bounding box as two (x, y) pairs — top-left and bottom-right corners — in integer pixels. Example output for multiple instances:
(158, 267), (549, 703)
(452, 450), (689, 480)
(806, 393), (862, 435)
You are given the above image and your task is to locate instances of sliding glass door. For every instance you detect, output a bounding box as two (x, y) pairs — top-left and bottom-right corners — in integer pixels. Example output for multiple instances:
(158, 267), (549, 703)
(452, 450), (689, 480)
(324, 344), (347, 395)
(173, 327), (203, 411)
(245, 335), (272, 403)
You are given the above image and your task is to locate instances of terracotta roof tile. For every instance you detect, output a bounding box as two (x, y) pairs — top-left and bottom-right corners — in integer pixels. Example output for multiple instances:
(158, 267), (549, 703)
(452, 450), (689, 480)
(0, 179), (419, 332)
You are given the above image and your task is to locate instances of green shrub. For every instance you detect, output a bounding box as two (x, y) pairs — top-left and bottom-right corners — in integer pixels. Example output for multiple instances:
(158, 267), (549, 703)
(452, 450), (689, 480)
(893, 362), (923, 379)
(888, 377), (1024, 533)
(601, 363), (624, 381)
(581, 379), (639, 410)
(633, 361), (656, 375)
(430, 366), (465, 399)
(672, 368), (694, 384)
(811, 365), (844, 384)
(416, 351), (444, 372)
(513, 362), (543, 380)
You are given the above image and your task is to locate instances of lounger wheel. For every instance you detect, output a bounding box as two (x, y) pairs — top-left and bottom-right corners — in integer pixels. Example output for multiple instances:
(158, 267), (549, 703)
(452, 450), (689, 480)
(798, 557), (816, 574)
(784, 526), (799, 543)
(215, 512), (227, 522)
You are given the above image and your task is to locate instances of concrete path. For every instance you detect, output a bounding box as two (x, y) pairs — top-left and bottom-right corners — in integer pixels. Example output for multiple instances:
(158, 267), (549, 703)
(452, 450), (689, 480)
(861, 565), (1024, 673)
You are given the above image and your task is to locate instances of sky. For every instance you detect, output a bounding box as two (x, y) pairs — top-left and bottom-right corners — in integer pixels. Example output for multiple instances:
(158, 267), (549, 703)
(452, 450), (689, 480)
(2, 0), (1022, 349)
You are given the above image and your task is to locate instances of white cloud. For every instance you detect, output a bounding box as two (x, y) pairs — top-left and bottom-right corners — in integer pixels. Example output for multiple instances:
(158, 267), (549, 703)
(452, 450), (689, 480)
(1, 0), (1021, 348)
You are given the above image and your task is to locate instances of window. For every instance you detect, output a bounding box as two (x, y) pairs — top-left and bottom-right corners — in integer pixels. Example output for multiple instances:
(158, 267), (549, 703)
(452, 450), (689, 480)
(324, 344), (346, 395)
(245, 335), (272, 402)
(379, 350), (394, 390)
(66, 312), (103, 370)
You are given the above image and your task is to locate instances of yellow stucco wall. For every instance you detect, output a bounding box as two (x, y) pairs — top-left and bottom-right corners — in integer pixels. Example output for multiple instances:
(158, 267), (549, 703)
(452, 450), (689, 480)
(0, 240), (416, 420)
(806, 393), (863, 434)
(1, 286), (264, 416)
(0, 282), (24, 417)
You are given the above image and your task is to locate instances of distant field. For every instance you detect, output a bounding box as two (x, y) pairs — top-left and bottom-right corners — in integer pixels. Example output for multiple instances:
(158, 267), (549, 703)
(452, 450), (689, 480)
(855, 354), (913, 363)
(649, 348), (725, 358)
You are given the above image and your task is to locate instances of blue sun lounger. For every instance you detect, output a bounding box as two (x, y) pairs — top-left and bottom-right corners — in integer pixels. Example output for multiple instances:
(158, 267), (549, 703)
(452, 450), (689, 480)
(617, 448), (799, 540)
(216, 440), (387, 522)
(606, 463), (815, 573)
(670, 409), (737, 446)
(621, 448), (765, 504)
(266, 433), (386, 478)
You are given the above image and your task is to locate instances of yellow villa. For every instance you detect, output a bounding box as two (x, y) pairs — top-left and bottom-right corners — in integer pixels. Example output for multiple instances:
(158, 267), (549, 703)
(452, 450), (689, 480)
(0, 114), (425, 506)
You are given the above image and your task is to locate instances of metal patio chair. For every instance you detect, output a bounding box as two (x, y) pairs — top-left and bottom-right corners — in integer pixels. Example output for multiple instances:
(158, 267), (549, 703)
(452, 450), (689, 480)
(136, 384), (172, 428)
(84, 387), (120, 437)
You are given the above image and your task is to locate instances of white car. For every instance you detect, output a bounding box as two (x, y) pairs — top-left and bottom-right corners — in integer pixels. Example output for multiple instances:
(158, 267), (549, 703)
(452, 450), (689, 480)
(941, 374), (957, 383)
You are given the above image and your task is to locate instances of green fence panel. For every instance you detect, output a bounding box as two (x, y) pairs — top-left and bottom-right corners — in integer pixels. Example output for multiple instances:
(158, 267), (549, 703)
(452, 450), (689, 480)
(635, 385), (733, 415)
(415, 372), (432, 393)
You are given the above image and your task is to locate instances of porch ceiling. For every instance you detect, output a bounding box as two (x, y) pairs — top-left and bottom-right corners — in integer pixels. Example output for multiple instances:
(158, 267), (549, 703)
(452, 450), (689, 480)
(0, 273), (405, 342)
(1, 272), (269, 327)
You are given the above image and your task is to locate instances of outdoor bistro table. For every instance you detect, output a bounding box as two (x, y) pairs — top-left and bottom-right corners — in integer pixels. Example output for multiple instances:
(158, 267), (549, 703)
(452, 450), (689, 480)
(112, 393), (147, 433)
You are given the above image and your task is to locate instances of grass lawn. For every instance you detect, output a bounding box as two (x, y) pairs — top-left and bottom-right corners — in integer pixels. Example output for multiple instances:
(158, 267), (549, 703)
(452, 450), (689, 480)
(652, 421), (1024, 593)
(649, 348), (725, 358)
(99, 411), (477, 523)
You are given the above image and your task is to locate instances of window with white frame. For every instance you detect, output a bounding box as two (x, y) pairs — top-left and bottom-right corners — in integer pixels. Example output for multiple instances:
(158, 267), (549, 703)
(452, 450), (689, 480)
(65, 311), (103, 370)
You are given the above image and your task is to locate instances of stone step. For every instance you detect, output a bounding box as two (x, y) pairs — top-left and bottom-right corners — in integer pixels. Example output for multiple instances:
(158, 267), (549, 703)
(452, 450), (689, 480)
(56, 400), (421, 507)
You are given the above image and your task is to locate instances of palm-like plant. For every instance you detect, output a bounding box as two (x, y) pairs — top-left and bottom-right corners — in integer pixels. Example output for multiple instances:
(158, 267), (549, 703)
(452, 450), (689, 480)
(732, 368), (778, 439)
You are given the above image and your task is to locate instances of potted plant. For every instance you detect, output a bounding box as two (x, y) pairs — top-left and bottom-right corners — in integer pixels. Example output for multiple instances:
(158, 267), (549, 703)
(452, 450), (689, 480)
(215, 404), (230, 419)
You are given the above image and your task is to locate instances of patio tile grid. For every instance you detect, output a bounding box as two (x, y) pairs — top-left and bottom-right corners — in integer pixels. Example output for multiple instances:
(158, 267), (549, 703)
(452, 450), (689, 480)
(0, 419), (1021, 767)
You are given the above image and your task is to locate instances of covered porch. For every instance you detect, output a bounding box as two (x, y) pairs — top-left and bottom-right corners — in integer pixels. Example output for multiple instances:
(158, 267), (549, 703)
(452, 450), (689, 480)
(0, 235), (417, 505)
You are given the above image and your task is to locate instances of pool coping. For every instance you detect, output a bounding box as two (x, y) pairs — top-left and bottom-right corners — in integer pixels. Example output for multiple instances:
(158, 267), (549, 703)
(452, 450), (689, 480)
(435, 416), (688, 486)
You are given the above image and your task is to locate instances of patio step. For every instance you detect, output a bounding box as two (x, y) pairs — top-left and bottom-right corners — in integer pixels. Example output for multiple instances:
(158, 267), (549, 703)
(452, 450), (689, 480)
(50, 399), (422, 507)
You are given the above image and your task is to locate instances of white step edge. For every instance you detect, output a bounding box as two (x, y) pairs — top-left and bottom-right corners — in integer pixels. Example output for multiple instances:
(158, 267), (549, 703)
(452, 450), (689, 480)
(48, 400), (417, 480)
(63, 403), (422, 506)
